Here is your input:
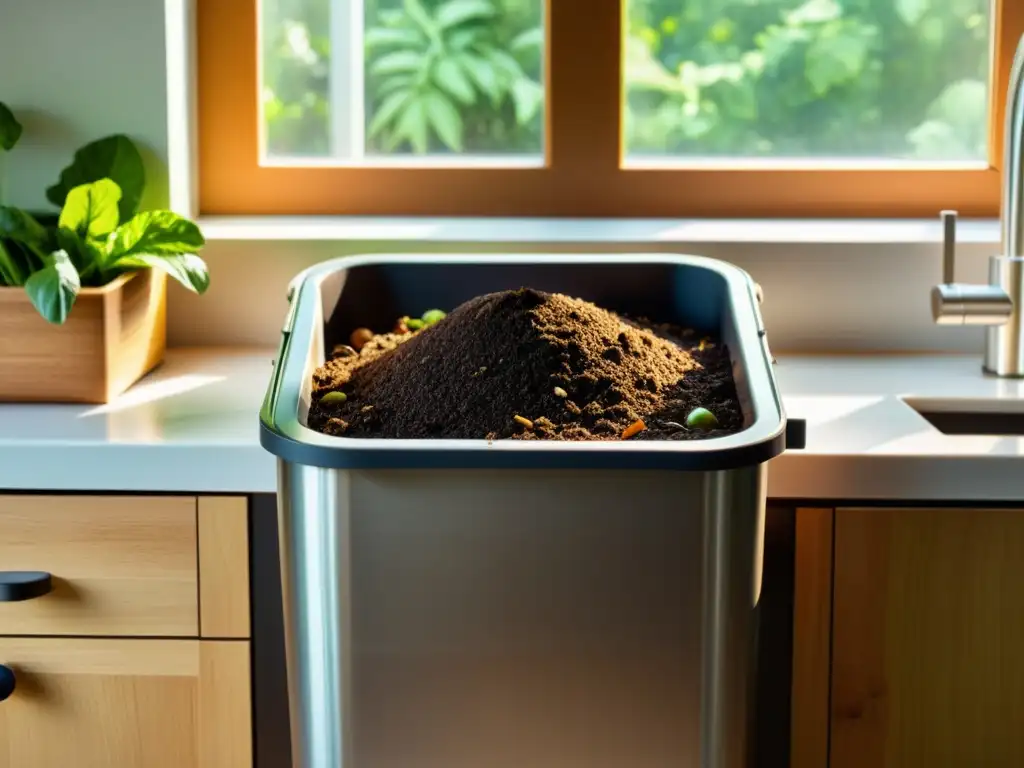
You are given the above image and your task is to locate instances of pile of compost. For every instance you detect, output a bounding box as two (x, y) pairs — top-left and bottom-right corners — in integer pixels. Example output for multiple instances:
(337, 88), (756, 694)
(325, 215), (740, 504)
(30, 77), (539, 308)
(308, 288), (743, 441)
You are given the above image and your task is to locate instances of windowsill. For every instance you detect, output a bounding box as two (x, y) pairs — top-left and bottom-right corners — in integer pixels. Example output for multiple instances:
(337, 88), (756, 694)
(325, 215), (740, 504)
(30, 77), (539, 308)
(197, 215), (1002, 246)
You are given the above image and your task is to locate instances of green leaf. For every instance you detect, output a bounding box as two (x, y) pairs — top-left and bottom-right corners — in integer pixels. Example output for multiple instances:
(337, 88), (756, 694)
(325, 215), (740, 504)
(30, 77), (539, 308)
(25, 249), (80, 324)
(0, 103), (23, 152)
(436, 0), (495, 30)
(364, 26), (423, 49)
(424, 92), (463, 151)
(434, 58), (476, 104)
(511, 79), (543, 125)
(459, 55), (502, 104)
(58, 179), (122, 240)
(55, 227), (105, 280)
(368, 91), (411, 138)
(805, 22), (872, 96)
(511, 27), (543, 52)
(0, 240), (24, 285)
(377, 75), (415, 99)
(447, 27), (480, 51)
(370, 50), (425, 76)
(55, 227), (86, 273)
(115, 253), (209, 294)
(488, 49), (525, 80)
(393, 97), (429, 153)
(757, 24), (812, 72)
(0, 207), (47, 249)
(46, 135), (145, 222)
(2, 239), (44, 279)
(106, 210), (205, 264)
(404, 0), (437, 38)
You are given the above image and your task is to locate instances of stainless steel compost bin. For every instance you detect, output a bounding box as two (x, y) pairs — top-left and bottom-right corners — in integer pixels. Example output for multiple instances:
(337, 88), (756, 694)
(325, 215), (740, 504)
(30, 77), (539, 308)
(261, 254), (802, 768)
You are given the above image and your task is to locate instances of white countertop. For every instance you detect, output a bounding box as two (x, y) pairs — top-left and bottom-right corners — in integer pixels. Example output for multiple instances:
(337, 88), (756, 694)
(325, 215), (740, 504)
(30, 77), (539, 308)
(1, 349), (1023, 502)
(770, 355), (1024, 501)
(0, 349), (278, 494)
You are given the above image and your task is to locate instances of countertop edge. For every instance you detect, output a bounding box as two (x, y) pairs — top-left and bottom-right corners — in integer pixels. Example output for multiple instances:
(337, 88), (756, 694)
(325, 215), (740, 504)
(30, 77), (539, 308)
(0, 444), (278, 495)
(2, 349), (1024, 502)
(5, 448), (1021, 503)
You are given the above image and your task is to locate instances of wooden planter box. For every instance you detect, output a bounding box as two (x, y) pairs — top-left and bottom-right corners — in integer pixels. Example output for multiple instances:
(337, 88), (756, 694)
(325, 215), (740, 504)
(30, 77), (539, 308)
(0, 270), (166, 403)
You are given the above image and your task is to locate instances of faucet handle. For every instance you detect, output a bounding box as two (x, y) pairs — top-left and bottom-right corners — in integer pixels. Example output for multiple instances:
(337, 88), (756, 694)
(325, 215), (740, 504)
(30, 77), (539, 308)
(932, 209), (1013, 325)
(940, 209), (957, 284)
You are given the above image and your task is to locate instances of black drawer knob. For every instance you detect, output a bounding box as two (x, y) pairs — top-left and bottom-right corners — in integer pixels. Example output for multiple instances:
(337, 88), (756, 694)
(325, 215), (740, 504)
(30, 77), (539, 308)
(0, 572), (53, 602)
(0, 665), (13, 701)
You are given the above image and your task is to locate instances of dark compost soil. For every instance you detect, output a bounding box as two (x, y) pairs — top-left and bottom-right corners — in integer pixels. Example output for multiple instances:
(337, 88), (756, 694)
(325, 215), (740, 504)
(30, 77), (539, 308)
(308, 288), (744, 441)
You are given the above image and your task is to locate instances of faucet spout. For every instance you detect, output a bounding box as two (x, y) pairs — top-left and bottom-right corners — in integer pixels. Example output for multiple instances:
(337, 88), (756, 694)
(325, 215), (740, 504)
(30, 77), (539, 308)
(931, 34), (1024, 376)
(1001, 33), (1024, 259)
(981, 33), (1024, 376)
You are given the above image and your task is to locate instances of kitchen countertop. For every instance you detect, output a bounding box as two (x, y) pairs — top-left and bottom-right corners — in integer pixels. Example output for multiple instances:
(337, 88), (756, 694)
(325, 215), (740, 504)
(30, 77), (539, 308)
(0, 349), (277, 494)
(1, 349), (1023, 501)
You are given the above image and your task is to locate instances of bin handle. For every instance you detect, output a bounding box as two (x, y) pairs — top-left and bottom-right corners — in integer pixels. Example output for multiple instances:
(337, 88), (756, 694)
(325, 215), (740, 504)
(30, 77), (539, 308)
(785, 418), (807, 451)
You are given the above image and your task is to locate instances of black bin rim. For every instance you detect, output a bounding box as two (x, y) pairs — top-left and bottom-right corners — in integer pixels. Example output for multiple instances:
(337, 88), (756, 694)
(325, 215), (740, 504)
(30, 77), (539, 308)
(261, 253), (794, 471)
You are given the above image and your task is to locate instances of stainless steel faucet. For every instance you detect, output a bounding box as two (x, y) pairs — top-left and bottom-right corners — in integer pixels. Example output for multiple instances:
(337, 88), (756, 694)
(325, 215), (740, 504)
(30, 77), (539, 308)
(932, 33), (1024, 376)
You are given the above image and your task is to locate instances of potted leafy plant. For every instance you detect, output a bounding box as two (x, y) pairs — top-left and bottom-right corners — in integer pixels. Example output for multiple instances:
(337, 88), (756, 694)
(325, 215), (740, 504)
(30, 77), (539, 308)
(0, 102), (209, 403)
(0, 103), (21, 198)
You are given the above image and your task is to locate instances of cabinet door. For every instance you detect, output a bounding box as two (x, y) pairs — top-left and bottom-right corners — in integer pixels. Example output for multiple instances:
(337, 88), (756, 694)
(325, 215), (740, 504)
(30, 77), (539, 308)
(831, 507), (1024, 768)
(0, 495), (198, 637)
(0, 639), (251, 768)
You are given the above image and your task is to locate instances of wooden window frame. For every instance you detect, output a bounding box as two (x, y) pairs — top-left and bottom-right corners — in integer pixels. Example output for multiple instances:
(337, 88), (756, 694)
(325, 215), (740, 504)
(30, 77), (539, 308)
(197, 0), (1024, 218)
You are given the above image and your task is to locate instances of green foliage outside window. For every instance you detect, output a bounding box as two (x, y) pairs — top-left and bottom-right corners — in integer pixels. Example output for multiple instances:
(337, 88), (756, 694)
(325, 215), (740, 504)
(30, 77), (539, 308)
(364, 0), (543, 154)
(261, 0), (991, 160)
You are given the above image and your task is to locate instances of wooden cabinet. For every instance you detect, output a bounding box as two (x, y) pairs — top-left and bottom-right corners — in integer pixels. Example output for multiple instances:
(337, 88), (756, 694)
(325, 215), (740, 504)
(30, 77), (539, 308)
(792, 506), (1024, 768)
(0, 495), (253, 768)
(0, 639), (251, 768)
(0, 496), (199, 636)
(790, 508), (833, 768)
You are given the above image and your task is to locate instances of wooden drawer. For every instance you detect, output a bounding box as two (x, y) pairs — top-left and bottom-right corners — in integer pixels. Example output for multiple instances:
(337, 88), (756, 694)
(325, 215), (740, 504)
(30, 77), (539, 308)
(0, 638), (251, 768)
(0, 496), (198, 637)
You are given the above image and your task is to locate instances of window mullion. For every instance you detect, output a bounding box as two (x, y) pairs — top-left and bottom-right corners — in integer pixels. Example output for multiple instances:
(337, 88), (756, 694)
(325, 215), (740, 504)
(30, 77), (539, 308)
(329, 1), (366, 161)
(548, 0), (622, 180)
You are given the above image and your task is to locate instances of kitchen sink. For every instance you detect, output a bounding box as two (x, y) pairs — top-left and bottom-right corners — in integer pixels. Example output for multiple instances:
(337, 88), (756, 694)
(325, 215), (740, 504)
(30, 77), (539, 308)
(903, 397), (1024, 436)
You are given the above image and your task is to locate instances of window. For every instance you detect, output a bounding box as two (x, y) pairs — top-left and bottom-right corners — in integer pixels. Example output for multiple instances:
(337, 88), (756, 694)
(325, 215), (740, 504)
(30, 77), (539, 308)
(260, 0), (545, 164)
(625, 0), (992, 164)
(197, 0), (1024, 217)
